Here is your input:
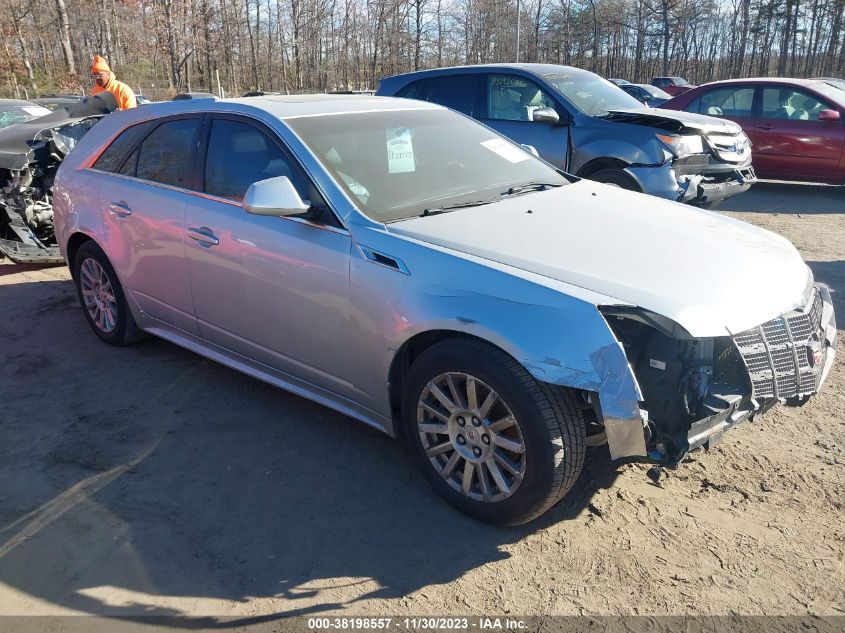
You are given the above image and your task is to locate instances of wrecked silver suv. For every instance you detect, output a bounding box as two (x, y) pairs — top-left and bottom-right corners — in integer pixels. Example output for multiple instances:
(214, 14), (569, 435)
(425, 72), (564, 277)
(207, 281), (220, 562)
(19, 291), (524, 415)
(0, 92), (117, 263)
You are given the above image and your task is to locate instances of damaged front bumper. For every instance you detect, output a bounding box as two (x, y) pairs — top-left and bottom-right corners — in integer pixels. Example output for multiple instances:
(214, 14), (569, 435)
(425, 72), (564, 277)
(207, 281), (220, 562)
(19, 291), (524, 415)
(600, 283), (836, 464)
(625, 156), (756, 206)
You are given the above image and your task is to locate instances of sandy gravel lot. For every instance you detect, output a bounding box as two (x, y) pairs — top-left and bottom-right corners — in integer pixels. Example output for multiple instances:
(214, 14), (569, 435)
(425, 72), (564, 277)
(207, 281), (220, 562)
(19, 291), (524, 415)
(0, 182), (843, 620)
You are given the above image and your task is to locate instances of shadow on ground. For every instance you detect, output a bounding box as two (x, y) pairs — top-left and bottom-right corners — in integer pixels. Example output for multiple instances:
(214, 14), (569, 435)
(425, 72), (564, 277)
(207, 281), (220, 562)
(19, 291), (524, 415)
(717, 181), (843, 214)
(0, 261), (64, 277)
(0, 278), (621, 625)
(809, 260), (845, 326)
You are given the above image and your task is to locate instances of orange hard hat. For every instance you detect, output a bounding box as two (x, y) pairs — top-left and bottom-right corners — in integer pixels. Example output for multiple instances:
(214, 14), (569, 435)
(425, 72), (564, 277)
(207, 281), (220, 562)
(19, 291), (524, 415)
(91, 55), (111, 74)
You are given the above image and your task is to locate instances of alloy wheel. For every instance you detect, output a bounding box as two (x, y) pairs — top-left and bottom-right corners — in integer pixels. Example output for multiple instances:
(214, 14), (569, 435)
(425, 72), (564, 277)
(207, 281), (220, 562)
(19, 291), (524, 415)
(79, 257), (118, 333)
(416, 372), (527, 502)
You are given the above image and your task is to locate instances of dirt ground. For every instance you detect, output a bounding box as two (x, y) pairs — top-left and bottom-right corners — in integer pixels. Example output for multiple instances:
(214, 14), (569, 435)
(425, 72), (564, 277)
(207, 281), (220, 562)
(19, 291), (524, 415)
(0, 182), (843, 620)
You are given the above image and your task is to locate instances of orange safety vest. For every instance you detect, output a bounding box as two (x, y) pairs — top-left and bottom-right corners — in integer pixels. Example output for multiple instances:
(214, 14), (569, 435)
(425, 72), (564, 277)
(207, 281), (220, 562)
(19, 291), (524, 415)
(90, 75), (137, 110)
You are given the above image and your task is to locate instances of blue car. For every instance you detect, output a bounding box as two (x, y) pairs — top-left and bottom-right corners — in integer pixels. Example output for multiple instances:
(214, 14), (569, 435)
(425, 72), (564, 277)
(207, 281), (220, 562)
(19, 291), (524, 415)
(620, 83), (672, 107)
(378, 64), (755, 206)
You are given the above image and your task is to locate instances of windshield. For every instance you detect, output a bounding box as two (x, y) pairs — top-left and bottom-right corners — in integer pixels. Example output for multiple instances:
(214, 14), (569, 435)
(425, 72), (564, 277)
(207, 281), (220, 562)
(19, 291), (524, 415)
(672, 77), (690, 86)
(286, 108), (569, 223)
(541, 72), (643, 116)
(0, 104), (51, 129)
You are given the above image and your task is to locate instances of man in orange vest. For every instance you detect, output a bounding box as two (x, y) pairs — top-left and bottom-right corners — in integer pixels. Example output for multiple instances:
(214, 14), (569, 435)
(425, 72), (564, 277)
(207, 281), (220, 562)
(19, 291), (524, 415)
(89, 55), (136, 110)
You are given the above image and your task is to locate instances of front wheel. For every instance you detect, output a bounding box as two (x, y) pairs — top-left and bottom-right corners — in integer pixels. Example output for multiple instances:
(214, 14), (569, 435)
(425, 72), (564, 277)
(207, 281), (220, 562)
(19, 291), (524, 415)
(402, 339), (586, 525)
(589, 168), (641, 191)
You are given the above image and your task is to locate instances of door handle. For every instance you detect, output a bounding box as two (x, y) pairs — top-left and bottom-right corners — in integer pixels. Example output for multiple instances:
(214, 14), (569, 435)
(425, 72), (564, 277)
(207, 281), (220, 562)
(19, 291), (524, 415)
(108, 201), (132, 216)
(757, 123), (774, 130)
(187, 226), (219, 246)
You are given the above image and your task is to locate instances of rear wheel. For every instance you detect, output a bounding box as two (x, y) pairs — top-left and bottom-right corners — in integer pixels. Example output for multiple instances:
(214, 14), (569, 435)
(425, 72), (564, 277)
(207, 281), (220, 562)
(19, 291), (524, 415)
(402, 339), (586, 525)
(73, 241), (144, 346)
(589, 168), (641, 191)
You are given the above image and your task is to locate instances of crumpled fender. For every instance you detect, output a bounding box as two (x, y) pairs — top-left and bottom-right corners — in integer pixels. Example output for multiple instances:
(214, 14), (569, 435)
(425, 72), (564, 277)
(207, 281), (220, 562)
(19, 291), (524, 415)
(571, 128), (672, 175)
(348, 225), (647, 458)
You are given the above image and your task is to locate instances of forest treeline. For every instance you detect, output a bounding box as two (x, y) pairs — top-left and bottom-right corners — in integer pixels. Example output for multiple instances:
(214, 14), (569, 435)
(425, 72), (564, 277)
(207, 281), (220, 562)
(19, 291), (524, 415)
(1, 0), (843, 99)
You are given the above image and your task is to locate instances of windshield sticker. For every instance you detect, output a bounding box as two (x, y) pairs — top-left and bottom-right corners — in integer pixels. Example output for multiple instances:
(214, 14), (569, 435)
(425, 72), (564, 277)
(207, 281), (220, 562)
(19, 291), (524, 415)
(386, 127), (415, 173)
(23, 107), (47, 116)
(481, 138), (530, 164)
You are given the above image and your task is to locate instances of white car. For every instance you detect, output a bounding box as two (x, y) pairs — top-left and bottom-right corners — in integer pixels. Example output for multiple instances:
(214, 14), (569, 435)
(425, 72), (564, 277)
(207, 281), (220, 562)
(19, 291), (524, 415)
(53, 95), (836, 525)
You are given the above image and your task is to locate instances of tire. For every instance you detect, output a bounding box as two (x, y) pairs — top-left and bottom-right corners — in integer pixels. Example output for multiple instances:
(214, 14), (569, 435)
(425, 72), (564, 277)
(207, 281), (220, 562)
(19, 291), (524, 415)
(693, 200), (719, 210)
(401, 339), (586, 525)
(589, 168), (641, 191)
(72, 240), (144, 346)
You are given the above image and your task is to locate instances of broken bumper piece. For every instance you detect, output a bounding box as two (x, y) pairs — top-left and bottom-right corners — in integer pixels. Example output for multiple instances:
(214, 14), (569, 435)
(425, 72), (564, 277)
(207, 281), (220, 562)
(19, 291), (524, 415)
(0, 237), (64, 264)
(679, 166), (756, 204)
(625, 161), (756, 206)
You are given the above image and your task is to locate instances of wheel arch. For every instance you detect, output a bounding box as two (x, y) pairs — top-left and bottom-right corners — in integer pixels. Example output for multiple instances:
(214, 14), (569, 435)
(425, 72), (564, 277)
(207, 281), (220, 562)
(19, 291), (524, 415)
(386, 326), (608, 428)
(388, 330), (516, 424)
(576, 156), (629, 179)
(66, 231), (98, 280)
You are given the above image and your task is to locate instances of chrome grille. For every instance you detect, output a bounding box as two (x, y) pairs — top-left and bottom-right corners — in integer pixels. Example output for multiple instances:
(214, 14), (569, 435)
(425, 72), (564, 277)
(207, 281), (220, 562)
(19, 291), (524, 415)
(732, 288), (826, 400)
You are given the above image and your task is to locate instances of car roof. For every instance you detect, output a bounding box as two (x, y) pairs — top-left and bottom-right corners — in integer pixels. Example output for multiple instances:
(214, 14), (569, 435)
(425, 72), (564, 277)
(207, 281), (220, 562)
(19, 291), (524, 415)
(695, 77), (827, 88)
(108, 93), (442, 122)
(384, 63), (598, 80)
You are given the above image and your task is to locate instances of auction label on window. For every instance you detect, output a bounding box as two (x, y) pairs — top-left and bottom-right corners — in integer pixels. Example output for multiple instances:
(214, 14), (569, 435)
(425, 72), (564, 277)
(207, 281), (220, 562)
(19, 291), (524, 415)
(386, 127), (416, 173)
(481, 138), (530, 164)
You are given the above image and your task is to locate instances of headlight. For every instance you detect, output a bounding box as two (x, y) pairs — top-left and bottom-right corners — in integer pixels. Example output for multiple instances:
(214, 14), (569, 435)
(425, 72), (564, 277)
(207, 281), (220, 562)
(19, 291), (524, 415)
(656, 133), (704, 157)
(599, 305), (692, 340)
(51, 131), (74, 155)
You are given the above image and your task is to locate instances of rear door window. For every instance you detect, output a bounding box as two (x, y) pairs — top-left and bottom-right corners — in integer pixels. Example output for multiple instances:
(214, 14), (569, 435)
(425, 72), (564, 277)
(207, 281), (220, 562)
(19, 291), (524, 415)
(135, 118), (201, 188)
(117, 146), (139, 177)
(686, 87), (754, 117)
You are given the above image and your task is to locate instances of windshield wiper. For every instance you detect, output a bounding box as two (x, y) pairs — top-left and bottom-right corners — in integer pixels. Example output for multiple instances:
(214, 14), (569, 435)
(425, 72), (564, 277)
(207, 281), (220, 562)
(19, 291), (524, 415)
(503, 182), (564, 196)
(419, 199), (497, 217)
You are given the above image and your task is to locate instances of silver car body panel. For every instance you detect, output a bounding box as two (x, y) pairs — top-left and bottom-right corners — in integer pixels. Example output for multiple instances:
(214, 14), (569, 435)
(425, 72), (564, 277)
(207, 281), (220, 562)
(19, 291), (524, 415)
(53, 96), (827, 460)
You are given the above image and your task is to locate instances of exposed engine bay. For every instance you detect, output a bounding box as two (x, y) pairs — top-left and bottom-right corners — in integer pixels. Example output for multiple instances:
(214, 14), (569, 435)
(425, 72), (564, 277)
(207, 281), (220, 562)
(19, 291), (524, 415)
(0, 93), (117, 263)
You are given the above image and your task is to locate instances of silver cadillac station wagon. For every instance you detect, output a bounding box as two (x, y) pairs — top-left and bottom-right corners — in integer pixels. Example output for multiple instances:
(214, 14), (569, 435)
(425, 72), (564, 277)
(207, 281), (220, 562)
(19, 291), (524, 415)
(53, 96), (836, 525)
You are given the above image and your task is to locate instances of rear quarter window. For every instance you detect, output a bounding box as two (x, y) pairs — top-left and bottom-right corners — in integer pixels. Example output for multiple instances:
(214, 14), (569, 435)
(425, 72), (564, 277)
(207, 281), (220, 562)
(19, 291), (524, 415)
(396, 80), (423, 100)
(410, 74), (484, 117)
(92, 121), (157, 173)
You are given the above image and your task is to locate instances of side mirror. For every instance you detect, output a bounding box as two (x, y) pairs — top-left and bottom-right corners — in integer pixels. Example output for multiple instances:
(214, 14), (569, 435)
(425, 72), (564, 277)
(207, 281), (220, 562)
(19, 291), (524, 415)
(819, 109), (841, 122)
(243, 176), (311, 217)
(532, 107), (560, 124)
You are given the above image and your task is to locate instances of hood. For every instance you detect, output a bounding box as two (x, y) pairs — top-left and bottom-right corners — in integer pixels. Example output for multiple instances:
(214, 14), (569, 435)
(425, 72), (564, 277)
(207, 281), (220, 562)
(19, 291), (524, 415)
(0, 93), (116, 170)
(605, 108), (743, 135)
(387, 181), (809, 338)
